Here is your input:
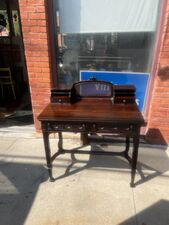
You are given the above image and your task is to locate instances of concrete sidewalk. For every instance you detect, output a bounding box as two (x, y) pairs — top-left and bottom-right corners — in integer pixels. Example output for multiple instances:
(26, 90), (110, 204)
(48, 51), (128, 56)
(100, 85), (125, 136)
(0, 134), (169, 225)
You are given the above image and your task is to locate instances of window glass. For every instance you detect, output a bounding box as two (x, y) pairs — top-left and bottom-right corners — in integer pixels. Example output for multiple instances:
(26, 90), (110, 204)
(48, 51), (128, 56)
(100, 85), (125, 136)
(0, 10), (10, 36)
(58, 0), (159, 33)
(54, 0), (161, 89)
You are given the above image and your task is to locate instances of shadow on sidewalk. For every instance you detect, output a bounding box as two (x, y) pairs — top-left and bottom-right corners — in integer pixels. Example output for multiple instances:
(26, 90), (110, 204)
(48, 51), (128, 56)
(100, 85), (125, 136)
(119, 200), (169, 225)
(0, 137), (168, 225)
(49, 137), (169, 187)
(0, 161), (47, 225)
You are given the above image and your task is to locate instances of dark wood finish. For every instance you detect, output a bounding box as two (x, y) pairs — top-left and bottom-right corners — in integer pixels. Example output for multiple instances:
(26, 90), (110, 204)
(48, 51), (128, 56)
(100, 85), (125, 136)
(114, 85), (135, 103)
(71, 80), (114, 98)
(39, 99), (143, 124)
(51, 81), (136, 104)
(51, 89), (71, 103)
(38, 81), (145, 187)
(38, 79), (144, 187)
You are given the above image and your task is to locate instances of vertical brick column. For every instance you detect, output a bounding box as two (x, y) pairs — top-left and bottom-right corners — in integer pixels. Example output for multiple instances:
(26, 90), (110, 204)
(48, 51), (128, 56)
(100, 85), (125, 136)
(146, 0), (169, 144)
(18, 0), (51, 131)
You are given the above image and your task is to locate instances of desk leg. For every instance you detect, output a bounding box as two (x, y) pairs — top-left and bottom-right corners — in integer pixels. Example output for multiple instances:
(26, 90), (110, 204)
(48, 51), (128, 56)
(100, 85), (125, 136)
(58, 132), (63, 151)
(125, 136), (130, 152)
(80, 132), (89, 145)
(130, 126), (140, 187)
(42, 131), (55, 182)
(124, 136), (131, 163)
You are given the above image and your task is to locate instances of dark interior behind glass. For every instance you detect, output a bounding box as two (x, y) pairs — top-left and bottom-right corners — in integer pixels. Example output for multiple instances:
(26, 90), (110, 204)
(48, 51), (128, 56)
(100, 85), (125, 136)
(57, 32), (154, 89)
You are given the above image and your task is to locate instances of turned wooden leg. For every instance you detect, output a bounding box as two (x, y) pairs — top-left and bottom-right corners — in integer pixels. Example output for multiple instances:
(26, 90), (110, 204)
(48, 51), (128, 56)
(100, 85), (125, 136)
(130, 126), (140, 187)
(42, 131), (55, 182)
(124, 136), (131, 163)
(58, 131), (63, 151)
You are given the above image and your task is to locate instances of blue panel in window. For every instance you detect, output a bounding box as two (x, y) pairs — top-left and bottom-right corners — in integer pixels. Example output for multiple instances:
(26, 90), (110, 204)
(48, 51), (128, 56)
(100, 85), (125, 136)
(80, 71), (149, 111)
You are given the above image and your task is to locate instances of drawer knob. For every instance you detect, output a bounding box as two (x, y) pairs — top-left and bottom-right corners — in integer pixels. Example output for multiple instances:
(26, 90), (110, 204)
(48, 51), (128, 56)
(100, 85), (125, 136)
(92, 124), (97, 130)
(79, 124), (85, 129)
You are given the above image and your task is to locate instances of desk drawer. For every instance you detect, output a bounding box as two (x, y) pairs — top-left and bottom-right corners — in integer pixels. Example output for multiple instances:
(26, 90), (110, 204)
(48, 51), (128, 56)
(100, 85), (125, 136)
(47, 122), (86, 132)
(46, 122), (132, 135)
(97, 125), (129, 134)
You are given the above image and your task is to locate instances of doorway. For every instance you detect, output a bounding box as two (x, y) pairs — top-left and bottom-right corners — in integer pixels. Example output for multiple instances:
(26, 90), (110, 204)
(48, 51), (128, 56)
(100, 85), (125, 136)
(0, 0), (33, 128)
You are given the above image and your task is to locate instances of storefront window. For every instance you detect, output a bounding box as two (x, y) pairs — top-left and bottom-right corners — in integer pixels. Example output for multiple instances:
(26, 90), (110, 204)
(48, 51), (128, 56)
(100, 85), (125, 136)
(53, 0), (161, 89)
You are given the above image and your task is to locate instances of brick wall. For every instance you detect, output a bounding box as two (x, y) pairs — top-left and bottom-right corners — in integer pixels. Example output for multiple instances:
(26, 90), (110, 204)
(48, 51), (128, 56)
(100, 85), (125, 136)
(146, 0), (169, 144)
(18, 0), (51, 131)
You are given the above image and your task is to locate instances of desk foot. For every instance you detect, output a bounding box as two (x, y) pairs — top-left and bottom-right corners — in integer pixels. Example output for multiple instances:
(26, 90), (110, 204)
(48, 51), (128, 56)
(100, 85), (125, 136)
(130, 182), (135, 188)
(49, 177), (55, 182)
(124, 152), (132, 164)
(131, 167), (137, 188)
(47, 166), (54, 182)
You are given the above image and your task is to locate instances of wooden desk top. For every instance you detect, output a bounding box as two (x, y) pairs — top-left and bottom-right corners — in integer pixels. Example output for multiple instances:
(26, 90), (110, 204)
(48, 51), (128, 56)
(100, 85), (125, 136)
(38, 99), (144, 125)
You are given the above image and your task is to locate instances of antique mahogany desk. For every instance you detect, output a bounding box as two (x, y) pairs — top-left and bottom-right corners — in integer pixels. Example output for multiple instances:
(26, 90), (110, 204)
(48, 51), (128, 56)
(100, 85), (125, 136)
(38, 80), (145, 187)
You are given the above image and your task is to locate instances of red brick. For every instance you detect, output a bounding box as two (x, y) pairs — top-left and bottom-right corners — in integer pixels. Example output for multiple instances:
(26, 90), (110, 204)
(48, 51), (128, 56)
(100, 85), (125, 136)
(39, 57), (49, 62)
(29, 26), (47, 33)
(41, 68), (50, 73)
(28, 12), (46, 20)
(18, 0), (27, 6)
(28, 67), (42, 73)
(19, 0), (51, 132)
(31, 38), (48, 45)
(25, 44), (48, 51)
(26, 0), (45, 6)
(31, 82), (51, 88)
(36, 6), (45, 13)
(29, 20), (47, 26)
(23, 38), (31, 44)
(20, 12), (28, 19)
(21, 6), (36, 12)
(22, 26), (30, 33)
